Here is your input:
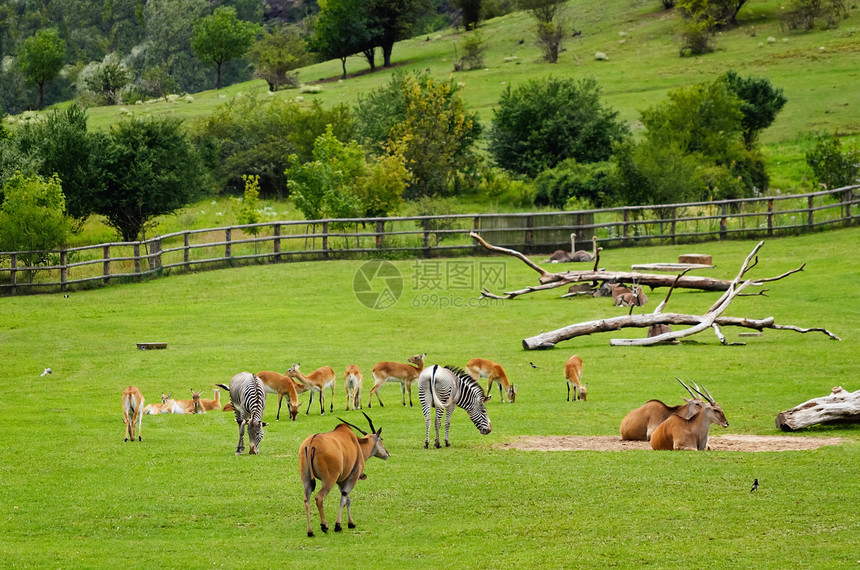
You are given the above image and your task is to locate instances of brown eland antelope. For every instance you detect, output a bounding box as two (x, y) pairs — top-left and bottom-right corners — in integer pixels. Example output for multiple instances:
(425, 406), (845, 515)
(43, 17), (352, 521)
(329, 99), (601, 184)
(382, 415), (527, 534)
(299, 412), (390, 537)
(564, 355), (587, 401)
(287, 363), (336, 415)
(121, 386), (144, 442)
(368, 353), (426, 408)
(256, 370), (300, 421)
(344, 365), (363, 411)
(466, 358), (517, 403)
(651, 381), (728, 451)
(620, 378), (704, 441)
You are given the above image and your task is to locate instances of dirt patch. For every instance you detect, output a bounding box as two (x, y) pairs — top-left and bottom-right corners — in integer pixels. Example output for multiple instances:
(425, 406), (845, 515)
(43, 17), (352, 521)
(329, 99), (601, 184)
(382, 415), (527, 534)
(496, 434), (845, 452)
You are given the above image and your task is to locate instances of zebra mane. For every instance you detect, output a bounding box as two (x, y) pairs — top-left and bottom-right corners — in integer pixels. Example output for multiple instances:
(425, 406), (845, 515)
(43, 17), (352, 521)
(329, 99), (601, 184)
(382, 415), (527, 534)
(443, 365), (487, 397)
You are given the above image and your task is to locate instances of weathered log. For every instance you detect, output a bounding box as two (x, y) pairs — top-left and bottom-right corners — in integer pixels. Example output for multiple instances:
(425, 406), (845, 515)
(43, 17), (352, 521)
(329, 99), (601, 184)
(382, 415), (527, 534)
(776, 386), (860, 431)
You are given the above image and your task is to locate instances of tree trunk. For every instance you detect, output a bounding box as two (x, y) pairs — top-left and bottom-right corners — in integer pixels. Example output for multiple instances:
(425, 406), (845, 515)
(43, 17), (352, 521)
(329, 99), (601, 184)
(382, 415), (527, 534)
(216, 60), (223, 89)
(340, 57), (348, 79)
(776, 387), (860, 431)
(382, 42), (394, 67)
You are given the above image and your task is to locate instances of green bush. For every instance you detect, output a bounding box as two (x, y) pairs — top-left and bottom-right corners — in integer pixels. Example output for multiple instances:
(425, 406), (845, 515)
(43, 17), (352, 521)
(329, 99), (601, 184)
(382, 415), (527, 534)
(806, 132), (860, 190)
(533, 159), (618, 209)
(488, 77), (629, 178)
(0, 173), (70, 266)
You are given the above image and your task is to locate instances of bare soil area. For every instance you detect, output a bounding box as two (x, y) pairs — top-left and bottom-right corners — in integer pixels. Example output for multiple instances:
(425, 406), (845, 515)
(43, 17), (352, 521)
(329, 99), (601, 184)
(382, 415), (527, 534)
(496, 434), (845, 452)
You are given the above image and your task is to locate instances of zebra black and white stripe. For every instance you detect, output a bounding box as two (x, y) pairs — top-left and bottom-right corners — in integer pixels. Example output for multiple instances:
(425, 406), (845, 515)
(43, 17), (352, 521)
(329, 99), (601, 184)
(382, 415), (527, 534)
(216, 372), (268, 455)
(417, 365), (492, 449)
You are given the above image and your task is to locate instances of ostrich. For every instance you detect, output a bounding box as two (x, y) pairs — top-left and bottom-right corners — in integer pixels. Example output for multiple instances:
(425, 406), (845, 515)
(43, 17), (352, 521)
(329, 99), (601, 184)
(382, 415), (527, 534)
(546, 234), (597, 263)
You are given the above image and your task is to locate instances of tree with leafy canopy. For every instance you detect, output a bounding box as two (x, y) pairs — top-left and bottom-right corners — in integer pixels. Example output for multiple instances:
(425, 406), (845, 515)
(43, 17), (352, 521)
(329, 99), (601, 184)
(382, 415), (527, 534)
(488, 77), (628, 178)
(519, 0), (565, 63)
(309, 0), (374, 79)
(247, 24), (309, 91)
(95, 116), (206, 242)
(720, 70), (787, 149)
(17, 28), (66, 110)
(0, 173), (70, 269)
(192, 6), (260, 89)
(368, 0), (430, 67)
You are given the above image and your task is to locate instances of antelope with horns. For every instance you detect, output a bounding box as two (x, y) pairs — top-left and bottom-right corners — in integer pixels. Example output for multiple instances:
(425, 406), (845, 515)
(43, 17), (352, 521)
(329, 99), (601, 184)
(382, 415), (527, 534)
(172, 389), (207, 414)
(466, 358), (517, 403)
(121, 386), (144, 442)
(620, 379), (704, 441)
(368, 353), (425, 408)
(287, 363), (336, 415)
(344, 365), (363, 411)
(564, 355), (587, 402)
(299, 412), (390, 537)
(142, 392), (179, 414)
(256, 370), (300, 421)
(650, 380), (729, 451)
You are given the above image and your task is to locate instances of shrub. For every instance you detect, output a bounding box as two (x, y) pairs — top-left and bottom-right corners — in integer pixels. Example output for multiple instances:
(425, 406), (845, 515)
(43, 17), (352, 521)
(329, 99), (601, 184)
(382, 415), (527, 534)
(488, 77), (629, 178)
(0, 173), (70, 267)
(533, 159), (618, 209)
(453, 32), (487, 71)
(781, 0), (850, 30)
(806, 132), (860, 190)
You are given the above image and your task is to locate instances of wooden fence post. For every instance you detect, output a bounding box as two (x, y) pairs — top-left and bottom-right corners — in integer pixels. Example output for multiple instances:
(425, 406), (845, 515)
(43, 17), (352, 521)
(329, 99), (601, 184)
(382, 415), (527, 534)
(133, 244), (141, 281)
(670, 207), (677, 244)
(846, 188), (854, 224)
(151, 237), (163, 271)
(103, 245), (111, 285)
(622, 210), (630, 247)
(423, 218), (432, 257)
(808, 195), (814, 228)
(376, 220), (384, 249)
(720, 203), (728, 240)
(322, 221), (329, 258)
(183, 232), (190, 267)
(225, 228), (232, 260)
(525, 215), (533, 251)
(11, 253), (17, 296)
(60, 250), (68, 291)
(767, 199), (774, 237)
(274, 223), (282, 262)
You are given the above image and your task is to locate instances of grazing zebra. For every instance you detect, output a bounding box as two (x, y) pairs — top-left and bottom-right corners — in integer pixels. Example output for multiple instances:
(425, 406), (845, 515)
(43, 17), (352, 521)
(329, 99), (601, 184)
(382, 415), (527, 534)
(417, 365), (492, 449)
(216, 372), (268, 455)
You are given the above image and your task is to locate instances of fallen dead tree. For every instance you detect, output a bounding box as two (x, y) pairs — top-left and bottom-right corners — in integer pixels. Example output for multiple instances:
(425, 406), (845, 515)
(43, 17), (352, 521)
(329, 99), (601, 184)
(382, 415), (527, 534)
(468, 233), (840, 349)
(776, 386), (860, 431)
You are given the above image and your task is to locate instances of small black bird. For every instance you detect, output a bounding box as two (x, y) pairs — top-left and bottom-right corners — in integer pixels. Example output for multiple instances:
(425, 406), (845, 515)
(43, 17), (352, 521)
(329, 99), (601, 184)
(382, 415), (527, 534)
(750, 478), (759, 492)
(529, 362), (538, 369)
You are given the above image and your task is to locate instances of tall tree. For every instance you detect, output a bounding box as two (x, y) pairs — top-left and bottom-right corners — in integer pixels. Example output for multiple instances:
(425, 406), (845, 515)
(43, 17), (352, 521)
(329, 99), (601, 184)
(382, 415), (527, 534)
(143, 0), (209, 94)
(0, 173), (70, 269)
(519, 0), (565, 63)
(368, 0), (431, 67)
(309, 0), (373, 79)
(17, 28), (66, 110)
(192, 6), (259, 90)
(720, 70), (787, 149)
(247, 24), (310, 91)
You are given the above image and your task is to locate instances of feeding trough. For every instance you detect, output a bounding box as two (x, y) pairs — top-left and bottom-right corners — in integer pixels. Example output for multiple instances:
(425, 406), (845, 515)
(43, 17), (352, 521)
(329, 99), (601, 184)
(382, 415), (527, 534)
(136, 342), (168, 350)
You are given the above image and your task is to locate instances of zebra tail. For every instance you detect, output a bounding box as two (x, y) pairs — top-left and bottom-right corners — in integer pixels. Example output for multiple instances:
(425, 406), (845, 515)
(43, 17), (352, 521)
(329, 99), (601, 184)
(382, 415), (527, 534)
(429, 365), (452, 409)
(215, 383), (230, 392)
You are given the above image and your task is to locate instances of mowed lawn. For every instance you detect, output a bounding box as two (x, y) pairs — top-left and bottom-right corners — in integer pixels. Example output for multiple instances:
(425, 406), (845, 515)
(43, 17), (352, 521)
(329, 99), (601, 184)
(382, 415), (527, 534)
(1, 228), (858, 568)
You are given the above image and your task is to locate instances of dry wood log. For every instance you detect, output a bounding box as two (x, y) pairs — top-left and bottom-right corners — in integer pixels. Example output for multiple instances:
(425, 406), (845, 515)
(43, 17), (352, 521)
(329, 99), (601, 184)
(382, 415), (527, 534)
(775, 387), (860, 431)
(469, 231), (733, 296)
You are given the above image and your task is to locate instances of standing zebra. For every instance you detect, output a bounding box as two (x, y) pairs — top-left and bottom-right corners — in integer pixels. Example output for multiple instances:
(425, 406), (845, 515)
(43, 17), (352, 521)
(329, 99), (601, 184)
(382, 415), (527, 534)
(216, 372), (268, 455)
(417, 365), (492, 449)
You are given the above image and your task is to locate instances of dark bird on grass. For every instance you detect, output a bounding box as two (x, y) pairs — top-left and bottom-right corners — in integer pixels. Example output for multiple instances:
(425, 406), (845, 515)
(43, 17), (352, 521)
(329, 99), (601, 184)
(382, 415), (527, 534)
(750, 478), (759, 492)
(529, 362), (538, 369)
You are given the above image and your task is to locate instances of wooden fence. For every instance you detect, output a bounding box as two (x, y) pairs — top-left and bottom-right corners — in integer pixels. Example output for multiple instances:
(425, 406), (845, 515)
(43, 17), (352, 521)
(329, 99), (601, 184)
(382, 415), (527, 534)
(1, 185), (857, 296)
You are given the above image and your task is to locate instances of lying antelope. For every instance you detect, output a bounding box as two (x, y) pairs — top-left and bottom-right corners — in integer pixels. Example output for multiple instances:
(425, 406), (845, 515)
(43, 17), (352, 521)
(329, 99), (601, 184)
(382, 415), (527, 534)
(344, 365), (363, 411)
(564, 355), (587, 401)
(299, 412), (390, 537)
(256, 370), (300, 421)
(142, 392), (180, 414)
(121, 386), (144, 442)
(466, 358), (517, 403)
(651, 381), (728, 451)
(368, 353), (425, 408)
(287, 363), (336, 415)
(200, 387), (222, 412)
(620, 379), (704, 441)
(171, 389), (207, 414)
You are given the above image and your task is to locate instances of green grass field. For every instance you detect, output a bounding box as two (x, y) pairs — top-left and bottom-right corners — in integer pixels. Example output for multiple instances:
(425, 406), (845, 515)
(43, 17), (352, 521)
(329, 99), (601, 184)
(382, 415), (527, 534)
(1, 227), (858, 567)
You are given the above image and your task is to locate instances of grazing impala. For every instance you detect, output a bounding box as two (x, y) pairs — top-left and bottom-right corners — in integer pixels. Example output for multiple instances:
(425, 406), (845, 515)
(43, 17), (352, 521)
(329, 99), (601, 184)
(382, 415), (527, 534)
(300, 412), (389, 537)
(288, 363), (336, 415)
(620, 379), (704, 441)
(651, 381), (728, 451)
(466, 358), (517, 403)
(256, 370), (301, 421)
(344, 365), (363, 411)
(121, 386), (144, 442)
(564, 355), (587, 401)
(368, 353), (425, 408)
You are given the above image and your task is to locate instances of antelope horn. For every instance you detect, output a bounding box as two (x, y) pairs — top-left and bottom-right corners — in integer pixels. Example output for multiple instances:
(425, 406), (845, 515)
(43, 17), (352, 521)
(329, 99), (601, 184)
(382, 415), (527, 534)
(676, 377), (697, 399)
(689, 381), (715, 405)
(362, 411), (378, 434)
(336, 417), (368, 436)
(699, 383), (716, 404)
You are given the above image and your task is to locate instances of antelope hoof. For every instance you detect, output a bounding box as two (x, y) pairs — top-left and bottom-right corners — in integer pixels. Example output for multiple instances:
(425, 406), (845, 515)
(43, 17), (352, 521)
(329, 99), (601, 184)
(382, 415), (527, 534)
(307, 531), (314, 537)
(124, 438), (129, 442)
(320, 524), (328, 533)
(137, 436), (142, 441)
(334, 522), (342, 532)
(348, 522), (356, 529)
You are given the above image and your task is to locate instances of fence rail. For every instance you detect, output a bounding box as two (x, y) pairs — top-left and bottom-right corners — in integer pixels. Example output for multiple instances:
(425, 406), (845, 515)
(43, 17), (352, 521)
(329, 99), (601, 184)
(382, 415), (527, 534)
(1, 185), (857, 296)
